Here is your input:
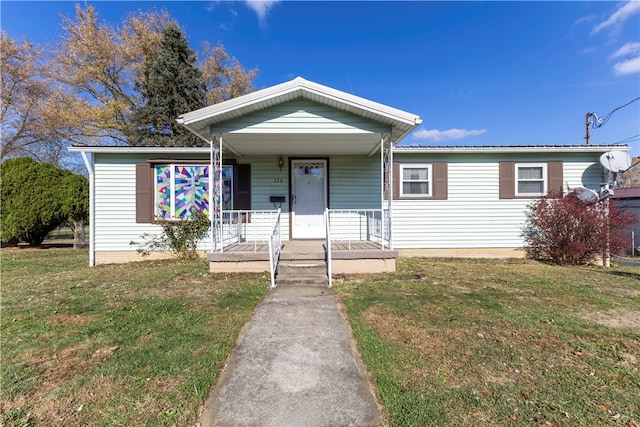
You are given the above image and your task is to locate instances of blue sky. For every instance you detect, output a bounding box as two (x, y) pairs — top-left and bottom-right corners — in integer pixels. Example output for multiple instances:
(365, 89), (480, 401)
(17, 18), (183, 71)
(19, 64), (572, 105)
(2, 1), (639, 152)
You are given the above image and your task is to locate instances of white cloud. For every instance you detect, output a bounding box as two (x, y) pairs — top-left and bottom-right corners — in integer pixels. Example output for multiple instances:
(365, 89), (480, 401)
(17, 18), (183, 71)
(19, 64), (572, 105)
(245, 0), (280, 26)
(613, 56), (640, 76)
(412, 128), (487, 142)
(591, 1), (640, 35)
(610, 41), (640, 59)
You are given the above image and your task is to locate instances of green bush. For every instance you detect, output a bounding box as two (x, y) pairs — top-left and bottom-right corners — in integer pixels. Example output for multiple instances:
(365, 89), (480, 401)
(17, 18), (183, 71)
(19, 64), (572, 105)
(132, 210), (211, 260)
(1, 158), (88, 246)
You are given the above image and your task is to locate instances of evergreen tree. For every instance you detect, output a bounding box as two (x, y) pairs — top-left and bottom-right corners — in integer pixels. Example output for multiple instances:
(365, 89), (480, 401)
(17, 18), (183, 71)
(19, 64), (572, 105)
(129, 24), (206, 146)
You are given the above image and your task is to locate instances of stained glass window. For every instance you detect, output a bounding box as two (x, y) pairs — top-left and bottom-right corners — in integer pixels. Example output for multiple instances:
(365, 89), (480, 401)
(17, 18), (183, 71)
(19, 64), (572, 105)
(155, 164), (211, 219)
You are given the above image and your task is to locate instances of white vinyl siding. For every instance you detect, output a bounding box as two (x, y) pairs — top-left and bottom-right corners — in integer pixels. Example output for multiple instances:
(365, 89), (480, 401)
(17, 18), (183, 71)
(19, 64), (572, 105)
(391, 154), (603, 249)
(91, 151), (607, 254)
(94, 154), (214, 252)
(213, 99), (390, 134)
(330, 156), (381, 209)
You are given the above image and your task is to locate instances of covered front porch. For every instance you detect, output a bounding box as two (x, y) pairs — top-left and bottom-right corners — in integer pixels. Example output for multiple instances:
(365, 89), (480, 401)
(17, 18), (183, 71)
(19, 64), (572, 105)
(177, 77), (421, 286)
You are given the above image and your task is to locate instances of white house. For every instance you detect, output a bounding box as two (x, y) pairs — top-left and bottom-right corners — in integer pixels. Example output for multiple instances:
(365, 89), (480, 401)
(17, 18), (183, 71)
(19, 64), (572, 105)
(70, 77), (627, 282)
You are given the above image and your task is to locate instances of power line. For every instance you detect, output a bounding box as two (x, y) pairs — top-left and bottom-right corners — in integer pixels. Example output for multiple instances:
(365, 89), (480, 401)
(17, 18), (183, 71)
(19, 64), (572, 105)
(591, 96), (640, 129)
(585, 96), (640, 145)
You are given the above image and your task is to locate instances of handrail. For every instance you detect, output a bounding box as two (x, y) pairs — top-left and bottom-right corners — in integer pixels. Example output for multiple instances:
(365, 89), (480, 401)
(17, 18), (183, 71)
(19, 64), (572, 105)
(214, 210), (279, 252)
(267, 209), (282, 288)
(325, 208), (332, 288)
(326, 209), (390, 250)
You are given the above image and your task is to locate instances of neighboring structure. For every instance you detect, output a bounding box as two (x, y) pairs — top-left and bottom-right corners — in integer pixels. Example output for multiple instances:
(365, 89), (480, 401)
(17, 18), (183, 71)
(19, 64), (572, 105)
(70, 77), (629, 276)
(611, 187), (640, 254)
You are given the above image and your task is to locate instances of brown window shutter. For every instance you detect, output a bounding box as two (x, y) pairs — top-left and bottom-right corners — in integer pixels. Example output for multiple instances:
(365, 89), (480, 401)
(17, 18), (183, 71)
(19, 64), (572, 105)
(499, 161), (515, 199)
(392, 163), (400, 200)
(547, 161), (563, 195)
(234, 164), (251, 210)
(432, 162), (448, 200)
(136, 163), (153, 223)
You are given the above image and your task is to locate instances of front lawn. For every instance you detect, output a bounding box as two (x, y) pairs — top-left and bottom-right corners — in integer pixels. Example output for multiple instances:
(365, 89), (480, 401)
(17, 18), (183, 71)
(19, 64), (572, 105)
(3, 249), (639, 426)
(335, 258), (640, 426)
(1, 248), (269, 426)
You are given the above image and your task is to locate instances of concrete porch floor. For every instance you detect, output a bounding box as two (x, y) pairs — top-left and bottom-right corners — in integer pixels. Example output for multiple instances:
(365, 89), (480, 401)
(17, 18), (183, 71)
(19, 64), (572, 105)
(207, 240), (398, 274)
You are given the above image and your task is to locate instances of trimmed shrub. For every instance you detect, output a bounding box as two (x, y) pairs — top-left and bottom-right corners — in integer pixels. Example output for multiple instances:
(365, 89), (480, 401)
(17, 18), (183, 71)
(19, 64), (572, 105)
(1, 158), (88, 246)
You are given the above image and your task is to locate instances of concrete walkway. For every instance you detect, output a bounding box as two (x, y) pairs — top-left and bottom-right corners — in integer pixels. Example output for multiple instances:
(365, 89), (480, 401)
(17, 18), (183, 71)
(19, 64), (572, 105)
(199, 284), (383, 427)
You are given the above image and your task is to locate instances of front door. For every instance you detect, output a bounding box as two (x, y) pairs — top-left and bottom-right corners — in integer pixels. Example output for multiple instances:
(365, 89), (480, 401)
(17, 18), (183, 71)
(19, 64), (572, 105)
(291, 159), (327, 239)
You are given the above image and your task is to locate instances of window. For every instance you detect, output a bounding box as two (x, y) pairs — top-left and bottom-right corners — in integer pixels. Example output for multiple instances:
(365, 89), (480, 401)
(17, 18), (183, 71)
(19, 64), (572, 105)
(386, 162), (447, 200)
(499, 161), (563, 199)
(400, 164), (431, 197)
(155, 164), (212, 219)
(515, 163), (546, 196)
(137, 161), (250, 224)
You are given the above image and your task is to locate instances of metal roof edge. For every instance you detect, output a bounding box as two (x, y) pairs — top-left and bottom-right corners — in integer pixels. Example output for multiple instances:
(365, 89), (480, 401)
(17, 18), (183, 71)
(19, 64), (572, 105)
(393, 145), (630, 154)
(68, 146), (212, 154)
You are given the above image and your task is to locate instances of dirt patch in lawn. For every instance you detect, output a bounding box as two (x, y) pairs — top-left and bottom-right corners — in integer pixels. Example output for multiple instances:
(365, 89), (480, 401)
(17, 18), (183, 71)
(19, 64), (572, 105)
(45, 313), (94, 327)
(579, 308), (640, 332)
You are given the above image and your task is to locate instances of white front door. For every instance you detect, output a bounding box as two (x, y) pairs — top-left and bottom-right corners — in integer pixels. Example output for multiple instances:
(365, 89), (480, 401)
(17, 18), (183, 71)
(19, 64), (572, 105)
(291, 159), (327, 239)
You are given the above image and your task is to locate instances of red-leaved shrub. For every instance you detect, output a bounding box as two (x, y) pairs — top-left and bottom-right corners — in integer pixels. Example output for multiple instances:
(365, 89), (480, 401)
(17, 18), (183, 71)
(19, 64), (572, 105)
(522, 190), (636, 265)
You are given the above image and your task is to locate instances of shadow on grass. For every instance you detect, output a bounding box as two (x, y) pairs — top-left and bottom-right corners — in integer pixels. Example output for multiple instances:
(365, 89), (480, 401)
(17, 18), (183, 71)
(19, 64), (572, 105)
(607, 270), (640, 281)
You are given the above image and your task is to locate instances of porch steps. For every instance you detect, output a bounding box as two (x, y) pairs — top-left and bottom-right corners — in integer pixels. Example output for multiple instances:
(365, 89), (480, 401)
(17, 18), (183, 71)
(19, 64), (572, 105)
(275, 260), (329, 287)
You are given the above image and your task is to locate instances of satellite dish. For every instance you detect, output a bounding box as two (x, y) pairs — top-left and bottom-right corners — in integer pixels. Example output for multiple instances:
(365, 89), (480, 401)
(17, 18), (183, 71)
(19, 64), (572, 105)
(574, 186), (599, 203)
(599, 150), (633, 173)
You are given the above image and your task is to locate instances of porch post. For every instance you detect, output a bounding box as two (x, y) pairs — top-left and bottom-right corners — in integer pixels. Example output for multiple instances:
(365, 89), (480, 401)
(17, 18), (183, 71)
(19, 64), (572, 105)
(217, 134), (224, 252)
(381, 133), (393, 250)
(387, 134), (394, 250)
(209, 136), (215, 252)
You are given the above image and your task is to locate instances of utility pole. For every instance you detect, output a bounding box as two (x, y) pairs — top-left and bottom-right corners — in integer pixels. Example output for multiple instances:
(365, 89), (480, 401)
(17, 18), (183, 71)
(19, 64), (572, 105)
(585, 112), (593, 145)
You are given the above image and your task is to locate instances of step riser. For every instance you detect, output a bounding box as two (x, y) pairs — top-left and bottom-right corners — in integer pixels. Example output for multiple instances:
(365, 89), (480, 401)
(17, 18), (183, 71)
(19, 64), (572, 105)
(277, 266), (327, 275)
(276, 278), (329, 287)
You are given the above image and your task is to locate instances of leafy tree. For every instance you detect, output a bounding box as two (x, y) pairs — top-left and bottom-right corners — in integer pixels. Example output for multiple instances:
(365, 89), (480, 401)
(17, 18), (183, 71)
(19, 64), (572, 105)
(522, 190), (636, 265)
(1, 158), (89, 246)
(51, 5), (173, 145)
(128, 24), (206, 146)
(1, 32), (51, 161)
(199, 41), (258, 105)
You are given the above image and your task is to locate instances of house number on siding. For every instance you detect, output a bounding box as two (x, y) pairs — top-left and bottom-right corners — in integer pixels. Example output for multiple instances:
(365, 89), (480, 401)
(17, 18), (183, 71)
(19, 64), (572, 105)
(273, 178), (283, 183)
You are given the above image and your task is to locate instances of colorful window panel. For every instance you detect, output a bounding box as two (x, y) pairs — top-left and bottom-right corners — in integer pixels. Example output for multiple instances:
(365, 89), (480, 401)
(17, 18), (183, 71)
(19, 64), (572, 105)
(155, 165), (210, 219)
(155, 165), (171, 219)
(174, 166), (209, 218)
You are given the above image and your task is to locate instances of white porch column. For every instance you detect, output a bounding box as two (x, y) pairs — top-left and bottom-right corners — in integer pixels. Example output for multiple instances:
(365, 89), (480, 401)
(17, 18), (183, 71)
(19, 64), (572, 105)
(387, 134), (394, 250)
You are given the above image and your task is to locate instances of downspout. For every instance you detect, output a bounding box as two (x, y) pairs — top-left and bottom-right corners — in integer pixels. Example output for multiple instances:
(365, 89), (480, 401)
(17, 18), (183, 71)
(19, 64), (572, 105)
(81, 151), (95, 267)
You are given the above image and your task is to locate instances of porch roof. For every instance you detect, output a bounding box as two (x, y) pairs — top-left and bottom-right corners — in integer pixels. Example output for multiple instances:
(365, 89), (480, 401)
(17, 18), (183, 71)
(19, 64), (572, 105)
(177, 77), (422, 156)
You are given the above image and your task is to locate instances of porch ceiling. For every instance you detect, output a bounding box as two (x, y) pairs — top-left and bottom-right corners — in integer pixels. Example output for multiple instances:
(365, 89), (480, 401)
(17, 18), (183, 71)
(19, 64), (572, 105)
(220, 133), (383, 156)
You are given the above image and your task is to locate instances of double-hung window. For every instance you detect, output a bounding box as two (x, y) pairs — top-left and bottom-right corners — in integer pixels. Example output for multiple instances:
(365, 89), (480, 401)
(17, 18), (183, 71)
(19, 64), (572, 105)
(515, 163), (547, 196)
(154, 164), (234, 219)
(400, 164), (431, 197)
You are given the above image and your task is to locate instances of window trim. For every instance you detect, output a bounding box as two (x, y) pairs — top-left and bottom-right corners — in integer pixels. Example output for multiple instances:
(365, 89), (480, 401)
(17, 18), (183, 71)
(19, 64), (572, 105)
(515, 162), (547, 197)
(399, 163), (432, 198)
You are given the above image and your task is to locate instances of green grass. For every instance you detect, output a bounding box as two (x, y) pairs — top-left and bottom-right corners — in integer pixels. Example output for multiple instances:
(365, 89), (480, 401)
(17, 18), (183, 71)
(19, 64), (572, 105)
(3, 250), (640, 426)
(1, 248), (269, 426)
(334, 258), (640, 427)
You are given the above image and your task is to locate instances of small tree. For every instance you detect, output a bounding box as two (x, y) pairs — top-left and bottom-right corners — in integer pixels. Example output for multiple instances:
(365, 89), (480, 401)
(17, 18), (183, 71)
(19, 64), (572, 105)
(522, 190), (636, 265)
